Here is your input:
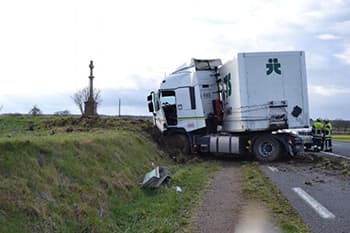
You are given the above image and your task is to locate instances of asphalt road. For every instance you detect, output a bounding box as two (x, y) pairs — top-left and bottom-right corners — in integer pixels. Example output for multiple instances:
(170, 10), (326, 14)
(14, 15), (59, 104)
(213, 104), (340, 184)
(306, 140), (350, 159)
(331, 141), (350, 157)
(261, 163), (350, 233)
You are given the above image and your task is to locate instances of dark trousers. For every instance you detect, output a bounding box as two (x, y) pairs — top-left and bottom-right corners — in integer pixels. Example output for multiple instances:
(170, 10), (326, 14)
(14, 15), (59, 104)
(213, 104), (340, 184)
(324, 137), (332, 151)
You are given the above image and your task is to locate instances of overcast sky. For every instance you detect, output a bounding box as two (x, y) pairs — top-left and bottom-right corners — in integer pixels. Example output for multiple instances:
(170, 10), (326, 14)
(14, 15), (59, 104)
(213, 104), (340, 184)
(0, 0), (349, 119)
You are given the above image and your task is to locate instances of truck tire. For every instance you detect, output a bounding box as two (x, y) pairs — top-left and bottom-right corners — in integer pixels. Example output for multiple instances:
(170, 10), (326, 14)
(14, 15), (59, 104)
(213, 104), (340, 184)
(253, 136), (281, 162)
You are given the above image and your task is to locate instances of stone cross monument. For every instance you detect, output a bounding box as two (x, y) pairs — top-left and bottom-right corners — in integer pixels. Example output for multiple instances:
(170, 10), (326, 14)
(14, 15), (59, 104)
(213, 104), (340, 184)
(84, 60), (97, 116)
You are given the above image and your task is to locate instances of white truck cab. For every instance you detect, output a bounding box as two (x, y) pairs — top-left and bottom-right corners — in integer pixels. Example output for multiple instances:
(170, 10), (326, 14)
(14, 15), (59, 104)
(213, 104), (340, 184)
(149, 59), (222, 133)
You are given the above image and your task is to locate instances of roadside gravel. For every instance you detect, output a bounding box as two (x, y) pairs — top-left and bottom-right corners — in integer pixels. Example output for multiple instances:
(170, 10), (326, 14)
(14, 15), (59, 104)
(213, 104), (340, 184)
(192, 162), (245, 233)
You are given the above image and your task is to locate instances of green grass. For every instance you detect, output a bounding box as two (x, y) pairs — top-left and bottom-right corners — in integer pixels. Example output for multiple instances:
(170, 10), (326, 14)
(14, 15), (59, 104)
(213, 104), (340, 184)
(0, 115), (151, 138)
(111, 162), (217, 233)
(0, 115), (47, 137)
(333, 134), (350, 142)
(242, 163), (310, 233)
(0, 116), (218, 233)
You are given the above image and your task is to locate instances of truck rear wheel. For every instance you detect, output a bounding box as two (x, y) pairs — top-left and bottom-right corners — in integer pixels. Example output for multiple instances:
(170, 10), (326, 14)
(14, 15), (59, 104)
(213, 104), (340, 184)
(253, 136), (281, 162)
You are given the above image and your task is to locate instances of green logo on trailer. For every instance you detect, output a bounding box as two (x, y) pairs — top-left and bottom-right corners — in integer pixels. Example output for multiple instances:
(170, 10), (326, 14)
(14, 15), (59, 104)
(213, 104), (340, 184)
(266, 58), (281, 75)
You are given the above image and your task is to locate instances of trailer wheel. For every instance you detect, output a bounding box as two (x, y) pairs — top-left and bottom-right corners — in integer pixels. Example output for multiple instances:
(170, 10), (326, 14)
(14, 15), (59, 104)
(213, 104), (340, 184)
(253, 136), (281, 162)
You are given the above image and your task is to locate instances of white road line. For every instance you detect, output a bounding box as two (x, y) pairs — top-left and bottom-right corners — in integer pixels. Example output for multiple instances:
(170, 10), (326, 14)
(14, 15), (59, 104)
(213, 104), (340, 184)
(267, 166), (278, 172)
(321, 151), (350, 160)
(292, 187), (335, 219)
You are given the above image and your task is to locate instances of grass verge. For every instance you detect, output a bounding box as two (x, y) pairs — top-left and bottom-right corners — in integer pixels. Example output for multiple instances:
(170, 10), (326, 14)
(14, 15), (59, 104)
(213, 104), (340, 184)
(111, 161), (218, 233)
(241, 163), (310, 233)
(333, 134), (350, 142)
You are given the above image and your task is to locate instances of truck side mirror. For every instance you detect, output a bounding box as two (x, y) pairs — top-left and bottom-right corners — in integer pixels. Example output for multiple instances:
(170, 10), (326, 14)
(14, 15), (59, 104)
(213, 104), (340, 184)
(147, 94), (152, 101)
(148, 102), (154, 113)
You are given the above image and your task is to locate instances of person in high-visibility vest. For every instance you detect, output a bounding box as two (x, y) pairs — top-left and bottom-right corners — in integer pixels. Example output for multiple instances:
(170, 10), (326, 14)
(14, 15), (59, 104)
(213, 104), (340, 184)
(312, 119), (324, 152)
(323, 120), (332, 152)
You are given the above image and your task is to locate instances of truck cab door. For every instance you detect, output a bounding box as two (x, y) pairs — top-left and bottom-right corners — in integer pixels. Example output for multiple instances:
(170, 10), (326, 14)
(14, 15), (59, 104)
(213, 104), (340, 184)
(175, 87), (206, 132)
(147, 91), (167, 132)
(147, 92), (156, 114)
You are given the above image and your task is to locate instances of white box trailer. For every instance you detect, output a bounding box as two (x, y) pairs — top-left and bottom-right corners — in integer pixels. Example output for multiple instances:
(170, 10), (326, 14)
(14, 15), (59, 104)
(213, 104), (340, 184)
(147, 51), (309, 161)
(220, 51), (309, 132)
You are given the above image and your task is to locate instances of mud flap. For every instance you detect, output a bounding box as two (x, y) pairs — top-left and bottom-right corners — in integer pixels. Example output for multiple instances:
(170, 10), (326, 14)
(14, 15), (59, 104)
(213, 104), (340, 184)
(289, 137), (304, 156)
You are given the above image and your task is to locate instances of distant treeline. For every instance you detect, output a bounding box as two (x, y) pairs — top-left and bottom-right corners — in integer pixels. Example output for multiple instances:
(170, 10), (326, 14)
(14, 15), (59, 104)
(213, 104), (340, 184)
(330, 120), (350, 134)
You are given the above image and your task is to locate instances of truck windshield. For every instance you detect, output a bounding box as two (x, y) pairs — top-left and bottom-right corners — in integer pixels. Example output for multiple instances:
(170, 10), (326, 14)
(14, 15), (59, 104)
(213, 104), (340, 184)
(194, 59), (221, 70)
(160, 90), (177, 126)
(195, 60), (211, 70)
(160, 90), (176, 105)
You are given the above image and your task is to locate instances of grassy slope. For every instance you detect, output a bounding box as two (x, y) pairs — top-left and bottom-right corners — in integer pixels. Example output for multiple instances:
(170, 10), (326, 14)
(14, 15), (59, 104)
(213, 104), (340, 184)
(0, 116), (217, 233)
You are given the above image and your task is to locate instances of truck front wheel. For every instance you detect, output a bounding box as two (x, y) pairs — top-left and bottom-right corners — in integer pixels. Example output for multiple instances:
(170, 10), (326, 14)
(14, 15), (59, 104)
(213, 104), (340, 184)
(253, 136), (281, 162)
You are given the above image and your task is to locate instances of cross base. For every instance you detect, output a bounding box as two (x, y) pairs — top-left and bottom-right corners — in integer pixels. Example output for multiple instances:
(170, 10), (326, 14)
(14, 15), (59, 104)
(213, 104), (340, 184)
(84, 99), (97, 116)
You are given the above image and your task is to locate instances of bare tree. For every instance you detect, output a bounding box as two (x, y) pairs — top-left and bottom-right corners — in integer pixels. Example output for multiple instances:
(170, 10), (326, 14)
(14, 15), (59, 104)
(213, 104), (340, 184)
(72, 86), (102, 115)
(29, 105), (42, 116)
